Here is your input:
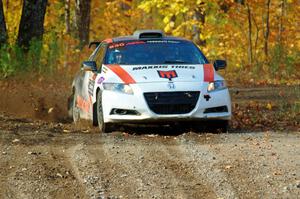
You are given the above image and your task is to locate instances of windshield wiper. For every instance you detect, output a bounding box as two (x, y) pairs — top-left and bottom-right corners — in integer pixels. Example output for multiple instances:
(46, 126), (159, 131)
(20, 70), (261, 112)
(164, 60), (190, 64)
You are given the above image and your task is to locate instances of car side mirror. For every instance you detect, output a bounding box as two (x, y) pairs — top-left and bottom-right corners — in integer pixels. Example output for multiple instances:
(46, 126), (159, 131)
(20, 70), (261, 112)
(82, 61), (97, 72)
(213, 60), (227, 71)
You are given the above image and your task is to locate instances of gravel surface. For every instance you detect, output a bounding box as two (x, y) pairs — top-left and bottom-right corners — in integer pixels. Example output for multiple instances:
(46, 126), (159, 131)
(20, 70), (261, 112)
(0, 117), (299, 199)
(0, 82), (299, 198)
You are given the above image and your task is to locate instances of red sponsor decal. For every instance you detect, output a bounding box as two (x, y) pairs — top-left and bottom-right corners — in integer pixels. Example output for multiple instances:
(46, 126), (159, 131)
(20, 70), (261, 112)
(109, 42), (125, 49)
(109, 41), (145, 49)
(92, 74), (97, 80)
(158, 70), (178, 79)
(107, 64), (136, 84)
(126, 41), (145, 46)
(203, 64), (214, 82)
(76, 96), (91, 113)
(103, 38), (113, 44)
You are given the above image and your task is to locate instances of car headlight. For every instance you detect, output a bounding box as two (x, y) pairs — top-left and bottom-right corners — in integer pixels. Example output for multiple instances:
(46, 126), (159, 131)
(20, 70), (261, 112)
(207, 80), (226, 92)
(103, 83), (134, 94)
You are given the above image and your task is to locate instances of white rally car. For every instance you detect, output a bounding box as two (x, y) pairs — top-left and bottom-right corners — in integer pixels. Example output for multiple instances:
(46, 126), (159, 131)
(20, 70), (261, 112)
(68, 30), (231, 132)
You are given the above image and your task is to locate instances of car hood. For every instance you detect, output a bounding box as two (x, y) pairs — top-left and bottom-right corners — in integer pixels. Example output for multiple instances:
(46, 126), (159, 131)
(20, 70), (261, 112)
(103, 64), (215, 83)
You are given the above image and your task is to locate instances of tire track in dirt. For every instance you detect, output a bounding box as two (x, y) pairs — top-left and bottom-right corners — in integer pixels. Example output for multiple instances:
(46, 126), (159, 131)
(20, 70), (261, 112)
(100, 136), (216, 198)
(0, 143), (86, 199)
(209, 133), (300, 199)
(67, 134), (235, 198)
(0, 143), (19, 199)
(139, 144), (216, 198)
(101, 137), (188, 198)
(67, 144), (105, 199)
(86, 144), (141, 198)
(172, 135), (237, 199)
(67, 141), (141, 199)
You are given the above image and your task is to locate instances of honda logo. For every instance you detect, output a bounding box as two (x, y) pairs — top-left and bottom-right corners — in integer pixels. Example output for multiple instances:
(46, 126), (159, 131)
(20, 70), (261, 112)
(158, 70), (178, 80)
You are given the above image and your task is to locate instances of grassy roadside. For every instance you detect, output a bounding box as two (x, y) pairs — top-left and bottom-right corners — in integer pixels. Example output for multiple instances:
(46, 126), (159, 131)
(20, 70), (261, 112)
(230, 86), (299, 132)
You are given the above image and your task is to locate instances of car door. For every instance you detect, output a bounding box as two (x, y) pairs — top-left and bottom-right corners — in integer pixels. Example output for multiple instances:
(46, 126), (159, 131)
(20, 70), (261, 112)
(88, 43), (107, 96)
(85, 43), (107, 103)
(80, 43), (108, 117)
(93, 43), (107, 73)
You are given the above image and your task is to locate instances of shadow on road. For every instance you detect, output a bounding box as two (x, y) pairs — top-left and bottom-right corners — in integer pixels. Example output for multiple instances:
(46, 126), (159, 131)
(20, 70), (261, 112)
(110, 121), (230, 136)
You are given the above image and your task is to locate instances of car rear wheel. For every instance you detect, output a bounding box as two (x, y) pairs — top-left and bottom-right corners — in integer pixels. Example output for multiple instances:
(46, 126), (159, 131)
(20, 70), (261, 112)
(72, 90), (80, 123)
(96, 90), (108, 133)
(67, 93), (74, 119)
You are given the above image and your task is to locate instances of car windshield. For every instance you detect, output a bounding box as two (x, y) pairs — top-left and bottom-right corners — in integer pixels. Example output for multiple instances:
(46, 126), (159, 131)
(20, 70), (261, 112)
(104, 40), (208, 65)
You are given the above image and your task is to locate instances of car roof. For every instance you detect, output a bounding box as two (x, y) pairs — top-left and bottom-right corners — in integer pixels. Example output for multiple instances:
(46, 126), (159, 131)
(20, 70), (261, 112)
(104, 30), (189, 43)
(88, 30), (191, 49)
(111, 36), (189, 43)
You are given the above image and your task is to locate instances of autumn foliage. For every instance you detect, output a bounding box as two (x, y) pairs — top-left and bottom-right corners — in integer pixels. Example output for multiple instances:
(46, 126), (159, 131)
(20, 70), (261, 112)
(0, 0), (299, 85)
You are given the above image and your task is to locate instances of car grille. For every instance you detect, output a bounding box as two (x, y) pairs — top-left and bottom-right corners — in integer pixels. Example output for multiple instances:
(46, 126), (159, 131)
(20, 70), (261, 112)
(144, 91), (200, 115)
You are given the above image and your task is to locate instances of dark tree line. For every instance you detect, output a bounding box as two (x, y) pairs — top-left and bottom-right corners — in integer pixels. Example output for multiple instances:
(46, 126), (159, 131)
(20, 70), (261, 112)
(17, 0), (48, 50)
(0, 0), (7, 47)
(75, 0), (91, 46)
(0, 0), (92, 50)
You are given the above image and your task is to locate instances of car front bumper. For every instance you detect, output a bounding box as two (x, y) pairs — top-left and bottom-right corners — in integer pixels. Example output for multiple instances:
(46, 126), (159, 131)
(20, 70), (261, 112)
(102, 82), (231, 123)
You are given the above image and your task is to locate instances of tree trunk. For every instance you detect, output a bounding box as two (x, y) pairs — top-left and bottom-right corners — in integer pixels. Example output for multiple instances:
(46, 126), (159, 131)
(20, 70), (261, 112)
(17, 0), (48, 49)
(278, 0), (285, 44)
(120, 0), (131, 11)
(75, 0), (91, 46)
(192, 6), (206, 46)
(264, 0), (271, 58)
(0, 0), (7, 46)
(235, 0), (245, 5)
(246, 3), (252, 65)
(251, 12), (260, 64)
(65, 0), (71, 34)
(4, 0), (8, 17)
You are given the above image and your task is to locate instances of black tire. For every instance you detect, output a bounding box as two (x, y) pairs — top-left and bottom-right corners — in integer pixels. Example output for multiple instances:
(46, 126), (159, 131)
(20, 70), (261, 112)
(67, 93), (74, 118)
(92, 102), (98, 126)
(72, 90), (80, 123)
(96, 90), (107, 133)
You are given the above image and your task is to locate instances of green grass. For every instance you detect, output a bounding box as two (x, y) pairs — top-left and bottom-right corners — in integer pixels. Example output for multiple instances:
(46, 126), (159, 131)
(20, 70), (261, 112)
(0, 36), (62, 78)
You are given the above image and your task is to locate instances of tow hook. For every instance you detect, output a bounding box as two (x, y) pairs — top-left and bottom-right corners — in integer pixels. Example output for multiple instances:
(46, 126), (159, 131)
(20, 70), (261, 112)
(204, 94), (211, 101)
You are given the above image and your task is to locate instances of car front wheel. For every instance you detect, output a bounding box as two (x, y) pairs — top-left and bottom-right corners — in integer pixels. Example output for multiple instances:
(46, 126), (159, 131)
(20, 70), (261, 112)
(96, 90), (108, 133)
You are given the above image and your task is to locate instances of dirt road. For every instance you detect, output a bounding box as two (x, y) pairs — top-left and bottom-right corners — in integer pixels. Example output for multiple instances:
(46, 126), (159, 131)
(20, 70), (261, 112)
(0, 78), (299, 198)
(0, 114), (299, 199)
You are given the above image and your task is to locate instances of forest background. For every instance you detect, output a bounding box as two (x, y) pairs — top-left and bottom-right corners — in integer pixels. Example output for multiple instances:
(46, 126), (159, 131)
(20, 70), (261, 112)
(0, 0), (299, 85)
(0, 0), (299, 131)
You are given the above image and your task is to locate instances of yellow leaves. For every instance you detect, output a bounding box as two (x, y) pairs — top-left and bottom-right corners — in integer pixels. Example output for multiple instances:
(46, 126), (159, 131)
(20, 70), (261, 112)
(169, 21), (175, 28)
(163, 16), (171, 24)
(43, 44), (49, 52)
(44, 1), (65, 35)
(200, 34), (205, 41)
(94, 0), (138, 39)
(2, 0), (22, 43)
(3, 0), (299, 84)
(196, 0), (203, 5)
(266, 103), (272, 110)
